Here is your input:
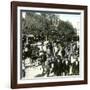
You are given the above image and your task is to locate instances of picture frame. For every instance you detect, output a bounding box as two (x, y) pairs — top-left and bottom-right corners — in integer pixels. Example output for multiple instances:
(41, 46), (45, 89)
(11, 1), (88, 89)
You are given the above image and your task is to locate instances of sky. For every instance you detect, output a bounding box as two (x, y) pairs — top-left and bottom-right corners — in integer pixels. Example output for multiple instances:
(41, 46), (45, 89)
(59, 14), (80, 29)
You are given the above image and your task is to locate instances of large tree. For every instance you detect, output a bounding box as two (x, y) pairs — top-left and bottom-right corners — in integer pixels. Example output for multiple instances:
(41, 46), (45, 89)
(21, 11), (79, 46)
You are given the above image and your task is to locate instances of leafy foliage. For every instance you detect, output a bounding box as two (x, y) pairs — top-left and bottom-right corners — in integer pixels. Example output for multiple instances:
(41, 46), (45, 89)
(21, 11), (79, 47)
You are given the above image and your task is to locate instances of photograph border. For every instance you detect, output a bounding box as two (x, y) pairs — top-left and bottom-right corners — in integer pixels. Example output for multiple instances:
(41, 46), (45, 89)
(11, 1), (88, 89)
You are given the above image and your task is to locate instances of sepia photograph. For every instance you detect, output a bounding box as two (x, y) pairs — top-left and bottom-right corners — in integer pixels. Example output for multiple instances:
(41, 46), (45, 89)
(20, 10), (80, 80)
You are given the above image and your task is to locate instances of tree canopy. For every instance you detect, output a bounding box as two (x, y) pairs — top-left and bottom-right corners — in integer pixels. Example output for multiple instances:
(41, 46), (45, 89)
(21, 12), (79, 47)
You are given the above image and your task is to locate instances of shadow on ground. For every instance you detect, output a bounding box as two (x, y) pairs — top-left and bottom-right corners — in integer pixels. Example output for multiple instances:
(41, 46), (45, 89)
(35, 73), (45, 77)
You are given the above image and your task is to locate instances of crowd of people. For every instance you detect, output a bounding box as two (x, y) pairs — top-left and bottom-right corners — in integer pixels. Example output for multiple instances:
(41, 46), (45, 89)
(21, 33), (80, 78)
